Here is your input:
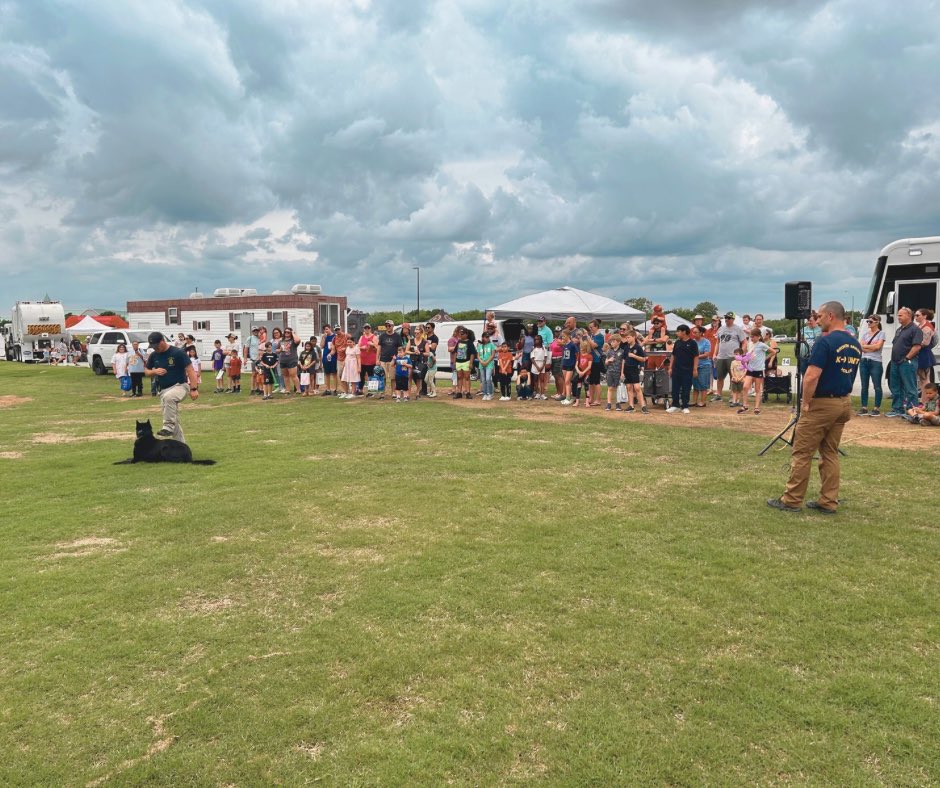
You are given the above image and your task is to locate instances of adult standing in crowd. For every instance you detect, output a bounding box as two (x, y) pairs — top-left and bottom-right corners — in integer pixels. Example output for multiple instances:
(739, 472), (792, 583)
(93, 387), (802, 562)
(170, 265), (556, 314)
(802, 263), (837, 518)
(332, 324), (349, 396)
(127, 339), (148, 398)
(244, 326), (261, 392)
(887, 307), (924, 417)
(358, 324), (379, 396)
(689, 325), (712, 407)
(768, 301), (860, 514)
(704, 315), (720, 395)
(423, 322), (439, 397)
(587, 319), (605, 407)
(666, 325), (698, 414)
(712, 313), (747, 404)
(550, 329), (565, 399)
(799, 314), (822, 374)
(857, 315), (885, 416)
(377, 320), (401, 400)
(278, 327), (301, 395)
(536, 316), (553, 351)
(144, 331), (199, 441)
(914, 308), (935, 388)
(320, 325), (337, 396)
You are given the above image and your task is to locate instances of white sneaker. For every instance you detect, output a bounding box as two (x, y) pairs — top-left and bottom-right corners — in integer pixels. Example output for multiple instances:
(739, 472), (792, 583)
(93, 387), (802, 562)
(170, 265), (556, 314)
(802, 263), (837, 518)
(666, 406), (680, 413)
(499, 396), (510, 401)
(682, 407), (690, 414)
(561, 399), (572, 406)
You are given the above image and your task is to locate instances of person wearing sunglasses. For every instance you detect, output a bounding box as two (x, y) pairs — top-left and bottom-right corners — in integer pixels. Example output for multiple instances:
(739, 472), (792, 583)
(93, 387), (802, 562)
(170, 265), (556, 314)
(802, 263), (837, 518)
(858, 315), (885, 416)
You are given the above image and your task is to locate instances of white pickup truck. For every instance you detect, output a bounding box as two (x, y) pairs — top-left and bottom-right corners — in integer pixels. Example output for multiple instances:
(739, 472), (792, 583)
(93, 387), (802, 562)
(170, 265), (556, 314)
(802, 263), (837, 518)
(87, 330), (169, 375)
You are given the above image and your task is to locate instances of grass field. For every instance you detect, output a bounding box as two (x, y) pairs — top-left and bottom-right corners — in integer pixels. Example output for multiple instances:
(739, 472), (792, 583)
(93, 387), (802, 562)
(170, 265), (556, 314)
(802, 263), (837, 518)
(1, 363), (939, 785)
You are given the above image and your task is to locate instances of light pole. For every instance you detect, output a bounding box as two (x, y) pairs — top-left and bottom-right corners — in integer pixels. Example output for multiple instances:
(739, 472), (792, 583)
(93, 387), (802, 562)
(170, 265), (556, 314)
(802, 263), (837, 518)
(413, 267), (420, 315)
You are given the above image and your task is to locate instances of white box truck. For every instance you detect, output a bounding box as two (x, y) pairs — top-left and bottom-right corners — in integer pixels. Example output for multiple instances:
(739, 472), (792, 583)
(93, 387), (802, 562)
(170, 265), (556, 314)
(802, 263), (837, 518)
(6, 301), (67, 362)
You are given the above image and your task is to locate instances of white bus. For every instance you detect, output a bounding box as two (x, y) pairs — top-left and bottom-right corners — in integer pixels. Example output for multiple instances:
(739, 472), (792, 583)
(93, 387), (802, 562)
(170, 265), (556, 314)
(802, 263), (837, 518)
(864, 236), (940, 365)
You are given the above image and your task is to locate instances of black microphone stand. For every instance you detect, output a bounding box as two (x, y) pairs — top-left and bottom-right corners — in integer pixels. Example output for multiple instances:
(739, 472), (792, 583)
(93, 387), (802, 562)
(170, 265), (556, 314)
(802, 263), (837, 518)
(759, 318), (804, 455)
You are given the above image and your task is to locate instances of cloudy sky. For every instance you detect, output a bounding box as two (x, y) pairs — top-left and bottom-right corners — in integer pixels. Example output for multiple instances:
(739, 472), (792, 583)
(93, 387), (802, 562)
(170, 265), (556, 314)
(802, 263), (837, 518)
(2, 0), (939, 317)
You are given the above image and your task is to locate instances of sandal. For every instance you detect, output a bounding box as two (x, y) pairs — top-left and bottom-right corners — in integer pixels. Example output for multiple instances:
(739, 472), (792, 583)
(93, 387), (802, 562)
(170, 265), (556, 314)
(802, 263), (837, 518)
(737, 406), (749, 414)
(754, 409), (761, 415)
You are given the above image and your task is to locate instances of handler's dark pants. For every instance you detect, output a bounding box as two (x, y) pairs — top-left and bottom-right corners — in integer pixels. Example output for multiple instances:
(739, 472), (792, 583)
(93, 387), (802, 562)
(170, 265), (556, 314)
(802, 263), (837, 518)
(672, 367), (693, 409)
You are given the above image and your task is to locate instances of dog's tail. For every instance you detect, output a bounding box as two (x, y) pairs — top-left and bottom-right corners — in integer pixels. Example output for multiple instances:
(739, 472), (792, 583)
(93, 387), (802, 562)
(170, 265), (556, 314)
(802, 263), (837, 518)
(113, 458), (135, 465)
(191, 459), (217, 465)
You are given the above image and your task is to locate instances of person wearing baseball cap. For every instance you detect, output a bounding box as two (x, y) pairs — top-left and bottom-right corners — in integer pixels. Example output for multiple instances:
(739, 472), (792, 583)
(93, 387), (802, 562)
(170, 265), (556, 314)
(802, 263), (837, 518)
(144, 331), (199, 441)
(713, 313), (748, 404)
(377, 320), (402, 398)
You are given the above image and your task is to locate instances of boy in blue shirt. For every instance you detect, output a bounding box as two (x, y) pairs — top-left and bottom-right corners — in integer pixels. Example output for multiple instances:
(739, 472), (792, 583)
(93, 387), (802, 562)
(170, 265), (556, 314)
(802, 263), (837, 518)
(393, 346), (412, 402)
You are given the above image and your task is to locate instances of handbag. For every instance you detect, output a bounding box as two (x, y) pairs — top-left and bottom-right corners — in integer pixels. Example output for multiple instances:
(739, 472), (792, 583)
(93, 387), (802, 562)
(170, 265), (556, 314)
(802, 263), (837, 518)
(367, 375), (384, 392)
(616, 382), (628, 403)
(120, 375), (132, 392)
(300, 372), (311, 386)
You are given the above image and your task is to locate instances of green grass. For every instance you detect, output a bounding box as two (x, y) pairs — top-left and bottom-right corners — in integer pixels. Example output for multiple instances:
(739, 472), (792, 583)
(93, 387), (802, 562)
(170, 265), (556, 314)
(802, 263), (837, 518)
(1, 364), (938, 785)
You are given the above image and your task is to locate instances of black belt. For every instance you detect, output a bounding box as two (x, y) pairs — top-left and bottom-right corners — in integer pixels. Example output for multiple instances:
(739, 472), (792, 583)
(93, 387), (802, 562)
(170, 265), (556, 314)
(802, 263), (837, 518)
(813, 392), (847, 398)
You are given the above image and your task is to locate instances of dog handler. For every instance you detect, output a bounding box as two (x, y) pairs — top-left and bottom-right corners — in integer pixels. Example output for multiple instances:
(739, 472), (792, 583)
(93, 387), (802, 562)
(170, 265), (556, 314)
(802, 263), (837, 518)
(767, 301), (861, 514)
(144, 331), (200, 442)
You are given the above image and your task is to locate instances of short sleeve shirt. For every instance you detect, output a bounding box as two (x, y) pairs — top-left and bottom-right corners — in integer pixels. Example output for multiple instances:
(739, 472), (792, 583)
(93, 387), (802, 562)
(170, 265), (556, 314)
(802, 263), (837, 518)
(146, 346), (191, 389)
(891, 322), (924, 364)
(623, 342), (646, 368)
(808, 330), (862, 395)
(378, 332), (402, 362)
(671, 338), (699, 371)
(716, 325), (747, 359)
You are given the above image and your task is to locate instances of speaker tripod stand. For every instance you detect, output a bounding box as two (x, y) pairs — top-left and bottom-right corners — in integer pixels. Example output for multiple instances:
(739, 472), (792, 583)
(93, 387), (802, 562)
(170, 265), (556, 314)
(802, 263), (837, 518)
(757, 318), (847, 457)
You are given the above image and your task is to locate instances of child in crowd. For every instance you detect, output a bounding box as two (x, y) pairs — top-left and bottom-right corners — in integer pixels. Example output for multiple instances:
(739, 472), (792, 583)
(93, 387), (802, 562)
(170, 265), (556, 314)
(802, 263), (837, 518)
(259, 342), (279, 400)
(604, 335), (625, 411)
(496, 341), (514, 400)
(477, 332), (496, 401)
(228, 349), (242, 393)
(211, 340), (225, 394)
(572, 340), (593, 407)
(516, 366), (533, 400)
(622, 330), (649, 414)
(729, 356), (746, 407)
(905, 382), (939, 425)
(560, 331), (578, 405)
(251, 360), (265, 396)
(187, 346), (202, 389)
(113, 342), (130, 396)
(299, 341), (316, 397)
(530, 335), (549, 400)
(223, 343), (234, 392)
(737, 328), (768, 414)
(340, 337), (361, 399)
(393, 346), (412, 401)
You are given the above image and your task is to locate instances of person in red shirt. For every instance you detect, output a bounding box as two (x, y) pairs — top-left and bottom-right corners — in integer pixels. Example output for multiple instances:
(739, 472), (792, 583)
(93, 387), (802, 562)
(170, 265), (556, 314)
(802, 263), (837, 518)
(358, 324), (379, 396)
(228, 351), (243, 394)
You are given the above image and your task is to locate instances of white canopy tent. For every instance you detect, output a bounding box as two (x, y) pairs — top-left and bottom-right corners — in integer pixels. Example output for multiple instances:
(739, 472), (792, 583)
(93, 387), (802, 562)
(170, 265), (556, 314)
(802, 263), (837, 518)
(637, 313), (687, 332)
(67, 315), (111, 334)
(489, 286), (645, 323)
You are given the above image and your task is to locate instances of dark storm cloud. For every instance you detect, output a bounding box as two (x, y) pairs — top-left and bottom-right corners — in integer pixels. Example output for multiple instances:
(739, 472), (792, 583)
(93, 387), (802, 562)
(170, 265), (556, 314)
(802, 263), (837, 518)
(1, 0), (938, 316)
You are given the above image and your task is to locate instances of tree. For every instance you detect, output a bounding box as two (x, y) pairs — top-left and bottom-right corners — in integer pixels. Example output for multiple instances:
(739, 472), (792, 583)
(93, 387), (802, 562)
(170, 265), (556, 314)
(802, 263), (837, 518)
(99, 310), (117, 316)
(669, 307), (695, 321)
(692, 301), (719, 318)
(624, 297), (652, 314)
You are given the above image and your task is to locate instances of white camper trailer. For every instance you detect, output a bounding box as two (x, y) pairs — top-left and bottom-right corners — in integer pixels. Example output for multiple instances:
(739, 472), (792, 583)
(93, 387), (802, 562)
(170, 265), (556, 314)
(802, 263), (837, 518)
(864, 237), (940, 365)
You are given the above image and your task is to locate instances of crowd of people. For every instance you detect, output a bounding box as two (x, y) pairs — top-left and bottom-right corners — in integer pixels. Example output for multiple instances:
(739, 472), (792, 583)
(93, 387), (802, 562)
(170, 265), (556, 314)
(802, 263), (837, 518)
(105, 303), (937, 424)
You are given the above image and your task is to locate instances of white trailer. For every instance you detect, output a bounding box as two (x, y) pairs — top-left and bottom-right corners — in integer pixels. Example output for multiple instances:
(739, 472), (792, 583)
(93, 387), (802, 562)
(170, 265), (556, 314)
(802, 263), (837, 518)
(864, 236), (940, 364)
(7, 301), (67, 362)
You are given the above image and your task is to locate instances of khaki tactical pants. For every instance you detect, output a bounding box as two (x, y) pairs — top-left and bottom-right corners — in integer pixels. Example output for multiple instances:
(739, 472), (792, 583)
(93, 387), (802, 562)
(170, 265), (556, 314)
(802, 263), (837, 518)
(159, 383), (190, 443)
(782, 397), (851, 510)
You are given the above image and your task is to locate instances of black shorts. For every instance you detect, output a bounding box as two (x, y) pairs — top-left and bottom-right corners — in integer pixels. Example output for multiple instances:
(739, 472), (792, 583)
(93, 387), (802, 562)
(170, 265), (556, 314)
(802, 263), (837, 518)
(746, 369), (764, 379)
(263, 368), (276, 385)
(395, 376), (409, 392)
(361, 364), (375, 379)
(624, 366), (640, 385)
(589, 361), (603, 385)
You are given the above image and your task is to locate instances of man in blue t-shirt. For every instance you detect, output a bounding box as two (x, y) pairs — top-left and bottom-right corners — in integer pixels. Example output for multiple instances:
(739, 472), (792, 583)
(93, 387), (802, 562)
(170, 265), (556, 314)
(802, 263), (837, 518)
(145, 332), (200, 442)
(769, 301), (861, 515)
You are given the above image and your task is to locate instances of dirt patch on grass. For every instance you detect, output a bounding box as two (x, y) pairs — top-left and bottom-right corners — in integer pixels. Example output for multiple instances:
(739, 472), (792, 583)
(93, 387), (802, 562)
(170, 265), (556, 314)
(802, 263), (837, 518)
(30, 431), (127, 444)
(41, 536), (126, 560)
(437, 395), (938, 451)
(177, 592), (240, 616)
(314, 545), (385, 564)
(0, 451), (24, 459)
(0, 395), (32, 408)
(295, 741), (326, 760)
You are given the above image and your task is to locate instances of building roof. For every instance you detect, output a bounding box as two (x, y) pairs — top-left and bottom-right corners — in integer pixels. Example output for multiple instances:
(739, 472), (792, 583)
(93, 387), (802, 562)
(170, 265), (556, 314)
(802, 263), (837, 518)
(127, 293), (347, 311)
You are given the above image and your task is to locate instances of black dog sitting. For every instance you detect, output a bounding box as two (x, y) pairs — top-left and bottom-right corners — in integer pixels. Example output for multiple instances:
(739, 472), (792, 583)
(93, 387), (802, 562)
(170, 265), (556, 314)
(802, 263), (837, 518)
(114, 420), (216, 465)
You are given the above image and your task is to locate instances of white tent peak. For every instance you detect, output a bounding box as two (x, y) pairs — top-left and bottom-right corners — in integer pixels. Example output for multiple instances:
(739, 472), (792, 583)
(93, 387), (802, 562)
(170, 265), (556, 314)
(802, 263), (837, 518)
(67, 315), (111, 333)
(489, 286), (645, 323)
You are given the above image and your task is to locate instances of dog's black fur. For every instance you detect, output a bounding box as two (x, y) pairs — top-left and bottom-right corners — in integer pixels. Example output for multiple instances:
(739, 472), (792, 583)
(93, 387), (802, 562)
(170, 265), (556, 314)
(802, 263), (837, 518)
(113, 420), (216, 465)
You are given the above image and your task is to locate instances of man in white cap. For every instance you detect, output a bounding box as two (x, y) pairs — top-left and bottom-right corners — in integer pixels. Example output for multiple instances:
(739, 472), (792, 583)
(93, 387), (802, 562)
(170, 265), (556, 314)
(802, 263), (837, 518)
(144, 332), (200, 441)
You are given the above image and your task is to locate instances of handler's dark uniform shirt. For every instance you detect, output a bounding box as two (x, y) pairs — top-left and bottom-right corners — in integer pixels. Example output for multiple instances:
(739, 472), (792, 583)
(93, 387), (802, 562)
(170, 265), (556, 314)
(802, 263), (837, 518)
(146, 346), (191, 390)
(808, 330), (861, 395)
